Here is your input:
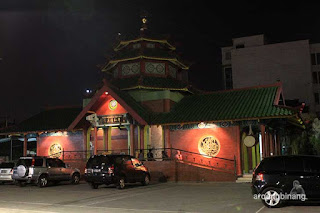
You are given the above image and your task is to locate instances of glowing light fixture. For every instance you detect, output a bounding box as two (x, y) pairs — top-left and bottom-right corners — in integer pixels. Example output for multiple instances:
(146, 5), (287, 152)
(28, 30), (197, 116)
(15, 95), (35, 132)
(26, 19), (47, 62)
(105, 92), (109, 95)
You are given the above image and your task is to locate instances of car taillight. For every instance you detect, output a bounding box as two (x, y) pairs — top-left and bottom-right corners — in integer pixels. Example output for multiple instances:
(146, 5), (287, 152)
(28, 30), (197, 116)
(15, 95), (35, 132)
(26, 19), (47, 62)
(108, 165), (114, 174)
(32, 158), (35, 166)
(256, 173), (264, 181)
(85, 168), (87, 174)
(10, 169), (13, 174)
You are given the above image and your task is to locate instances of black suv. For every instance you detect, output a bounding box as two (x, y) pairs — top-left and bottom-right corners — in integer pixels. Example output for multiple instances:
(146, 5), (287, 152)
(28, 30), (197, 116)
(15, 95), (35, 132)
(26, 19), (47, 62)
(252, 155), (320, 208)
(85, 154), (150, 189)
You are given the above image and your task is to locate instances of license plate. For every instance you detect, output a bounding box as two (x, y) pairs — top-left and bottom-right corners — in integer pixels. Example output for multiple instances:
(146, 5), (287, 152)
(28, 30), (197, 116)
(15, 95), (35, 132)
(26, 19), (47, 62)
(93, 169), (101, 173)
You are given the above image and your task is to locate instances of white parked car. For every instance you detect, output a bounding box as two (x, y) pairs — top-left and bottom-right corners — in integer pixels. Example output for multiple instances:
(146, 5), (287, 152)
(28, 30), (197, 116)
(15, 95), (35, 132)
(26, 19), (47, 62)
(0, 162), (15, 184)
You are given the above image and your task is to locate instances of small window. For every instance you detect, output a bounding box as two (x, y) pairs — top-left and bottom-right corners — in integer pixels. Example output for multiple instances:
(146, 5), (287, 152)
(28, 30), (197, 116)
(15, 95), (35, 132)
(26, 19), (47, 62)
(311, 53), (316, 65)
(225, 52), (231, 60)
(235, 44), (245, 49)
(315, 93), (320, 104)
(317, 53), (320, 65)
(284, 157), (304, 172)
(34, 159), (43, 167)
(313, 72), (318, 84)
(146, 43), (155, 48)
(133, 43), (141, 49)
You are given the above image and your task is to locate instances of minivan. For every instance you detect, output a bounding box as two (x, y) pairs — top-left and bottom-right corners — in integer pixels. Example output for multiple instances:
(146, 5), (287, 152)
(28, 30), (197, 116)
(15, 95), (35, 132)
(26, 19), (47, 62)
(252, 155), (320, 208)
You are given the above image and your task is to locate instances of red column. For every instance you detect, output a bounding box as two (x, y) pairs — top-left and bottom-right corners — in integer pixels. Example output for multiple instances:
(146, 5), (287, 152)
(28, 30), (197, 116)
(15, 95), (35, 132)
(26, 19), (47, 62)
(236, 126), (242, 176)
(23, 134), (27, 156)
(260, 125), (266, 158)
(164, 99), (171, 112)
(269, 132), (274, 156)
(94, 127), (98, 155)
(130, 124), (134, 156)
(83, 127), (87, 154)
(277, 134), (281, 155)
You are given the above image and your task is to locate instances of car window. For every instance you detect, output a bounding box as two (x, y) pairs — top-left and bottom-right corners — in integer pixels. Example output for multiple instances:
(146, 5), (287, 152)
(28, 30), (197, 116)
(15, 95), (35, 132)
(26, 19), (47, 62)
(131, 158), (142, 168)
(17, 159), (33, 167)
(56, 159), (65, 167)
(47, 158), (58, 167)
(260, 157), (284, 172)
(304, 157), (320, 173)
(87, 156), (111, 168)
(0, 162), (15, 168)
(34, 159), (44, 167)
(284, 157), (304, 172)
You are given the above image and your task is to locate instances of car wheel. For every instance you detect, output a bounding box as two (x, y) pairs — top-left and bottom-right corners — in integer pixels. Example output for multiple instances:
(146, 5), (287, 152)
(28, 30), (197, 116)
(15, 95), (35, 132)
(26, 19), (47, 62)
(38, 175), (48, 188)
(117, 177), (125, 190)
(71, 173), (80, 185)
(18, 181), (26, 187)
(261, 187), (283, 208)
(141, 174), (150, 186)
(91, 182), (99, 189)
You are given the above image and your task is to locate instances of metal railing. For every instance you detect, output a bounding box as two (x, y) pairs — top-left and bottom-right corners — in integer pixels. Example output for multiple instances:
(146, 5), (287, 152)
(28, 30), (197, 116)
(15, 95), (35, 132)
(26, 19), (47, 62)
(48, 147), (237, 175)
(135, 148), (236, 175)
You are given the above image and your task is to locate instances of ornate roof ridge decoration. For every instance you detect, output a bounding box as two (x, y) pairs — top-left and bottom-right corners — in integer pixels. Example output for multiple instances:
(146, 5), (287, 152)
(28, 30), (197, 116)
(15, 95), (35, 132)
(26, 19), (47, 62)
(101, 56), (189, 72)
(114, 37), (176, 51)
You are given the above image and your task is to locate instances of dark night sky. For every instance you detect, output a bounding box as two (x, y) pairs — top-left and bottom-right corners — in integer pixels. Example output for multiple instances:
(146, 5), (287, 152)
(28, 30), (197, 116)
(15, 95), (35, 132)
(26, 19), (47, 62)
(0, 0), (320, 122)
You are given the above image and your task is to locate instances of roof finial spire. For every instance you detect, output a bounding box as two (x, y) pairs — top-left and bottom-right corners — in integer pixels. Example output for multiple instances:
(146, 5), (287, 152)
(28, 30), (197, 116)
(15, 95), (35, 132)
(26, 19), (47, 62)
(140, 10), (149, 35)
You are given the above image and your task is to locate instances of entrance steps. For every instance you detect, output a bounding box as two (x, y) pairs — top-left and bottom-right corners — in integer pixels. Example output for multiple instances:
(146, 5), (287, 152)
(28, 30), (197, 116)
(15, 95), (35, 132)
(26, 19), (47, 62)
(236, 173), (252, 183)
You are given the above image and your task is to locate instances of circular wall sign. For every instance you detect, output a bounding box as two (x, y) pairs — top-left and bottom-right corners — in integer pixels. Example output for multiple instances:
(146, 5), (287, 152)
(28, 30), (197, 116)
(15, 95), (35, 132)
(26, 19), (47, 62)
(109, 100), (118, 110)
(244, 135), (256, 147)
(198, 136), (220, 158)
(49, 143), (62, 158)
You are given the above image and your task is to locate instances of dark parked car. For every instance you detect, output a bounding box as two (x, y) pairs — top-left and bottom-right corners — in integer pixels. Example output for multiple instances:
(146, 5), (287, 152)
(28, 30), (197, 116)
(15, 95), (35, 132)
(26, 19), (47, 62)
(252, 155), (320, 208)
(12, 156), (80, 187)
(0, 162), (15, 184)
(85, 154), (150, 189)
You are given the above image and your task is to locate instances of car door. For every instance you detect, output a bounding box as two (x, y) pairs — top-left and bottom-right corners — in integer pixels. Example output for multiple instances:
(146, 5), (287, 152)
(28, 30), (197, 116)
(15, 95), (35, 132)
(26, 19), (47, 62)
(121, 156), (136, 183)
(56, 159), (70, 180)
(46, 158), (60, 180)
(303, 156), (320, 198)
(131, 158), (145, 182)
(284, 156), (311, 200)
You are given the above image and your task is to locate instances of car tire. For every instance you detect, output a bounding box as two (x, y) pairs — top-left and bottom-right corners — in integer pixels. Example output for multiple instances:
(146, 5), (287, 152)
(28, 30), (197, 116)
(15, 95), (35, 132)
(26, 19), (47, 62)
(18, 181), (26, 187)
(116, 177), (125, 190)
(141, 174), (150, 186)
(38, 175), (48, 188)
(261, 187), (283, 208)
(71, 173), (80, 185)
(91, 182), (99, 189)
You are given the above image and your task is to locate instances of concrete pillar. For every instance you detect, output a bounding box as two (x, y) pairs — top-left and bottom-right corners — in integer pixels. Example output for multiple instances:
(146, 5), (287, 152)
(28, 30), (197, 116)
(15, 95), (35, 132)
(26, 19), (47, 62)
(269, 132), (274, 156)
(260, 125), (266, 158)
(140, 126), (144, 150)
(83, 127), (88, 158)
(23, 134), (27, 156)
(164, 126), (171, 157)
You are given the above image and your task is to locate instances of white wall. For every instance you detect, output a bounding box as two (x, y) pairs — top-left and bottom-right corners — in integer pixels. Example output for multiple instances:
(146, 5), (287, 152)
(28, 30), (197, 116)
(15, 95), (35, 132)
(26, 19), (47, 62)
(231, 40), (314, 111)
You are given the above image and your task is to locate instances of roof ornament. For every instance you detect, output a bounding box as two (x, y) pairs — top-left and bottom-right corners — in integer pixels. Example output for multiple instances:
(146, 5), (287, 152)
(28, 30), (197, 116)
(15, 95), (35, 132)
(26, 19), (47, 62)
(140, 10), (149, 35)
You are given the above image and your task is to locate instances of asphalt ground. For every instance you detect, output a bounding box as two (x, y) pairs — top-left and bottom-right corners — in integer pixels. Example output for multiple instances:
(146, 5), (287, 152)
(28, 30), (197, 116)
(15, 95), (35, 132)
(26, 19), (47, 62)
(0, 181), (320, 213)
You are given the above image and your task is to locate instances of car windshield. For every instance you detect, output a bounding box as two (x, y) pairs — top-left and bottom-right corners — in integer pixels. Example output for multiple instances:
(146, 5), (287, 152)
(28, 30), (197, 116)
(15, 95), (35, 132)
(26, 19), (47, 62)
(0, 162), (15, 168)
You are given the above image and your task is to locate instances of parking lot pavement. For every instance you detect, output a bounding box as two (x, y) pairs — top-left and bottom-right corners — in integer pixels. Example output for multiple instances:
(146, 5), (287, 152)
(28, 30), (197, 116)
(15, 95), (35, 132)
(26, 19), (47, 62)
(0, 182), (319, 213)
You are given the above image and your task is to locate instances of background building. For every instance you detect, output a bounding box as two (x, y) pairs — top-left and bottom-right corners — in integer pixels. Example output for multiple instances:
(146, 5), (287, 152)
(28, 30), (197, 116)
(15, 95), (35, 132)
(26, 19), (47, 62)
(221, 34), (320, 116)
